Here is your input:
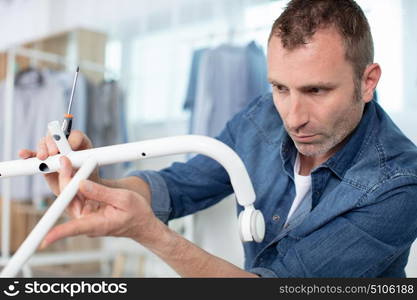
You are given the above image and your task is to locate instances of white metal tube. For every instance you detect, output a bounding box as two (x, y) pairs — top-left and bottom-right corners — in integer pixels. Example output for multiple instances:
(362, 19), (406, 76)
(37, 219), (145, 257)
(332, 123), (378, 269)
(0, 250), (112, 267)
(48, 121), (72, 155)
(1, 49), (16, 260)
(0, 135), (256, 207)
(0, 157), (98, 278)
(23, 250), (113, 266)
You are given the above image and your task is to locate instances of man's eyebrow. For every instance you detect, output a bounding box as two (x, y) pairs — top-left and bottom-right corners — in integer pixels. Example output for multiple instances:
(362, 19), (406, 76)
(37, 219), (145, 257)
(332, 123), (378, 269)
(300, 82), (337, 88)
(298, 82), (338, 91)
(268, 79), (286, 86)
(268, 79), (337, 89)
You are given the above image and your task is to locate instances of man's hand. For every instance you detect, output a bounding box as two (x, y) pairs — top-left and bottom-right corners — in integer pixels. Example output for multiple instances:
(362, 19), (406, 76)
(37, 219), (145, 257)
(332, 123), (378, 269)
(18, 130), (101, 218)
(40, 159), (160, 249)
(18, 130), (159, 249)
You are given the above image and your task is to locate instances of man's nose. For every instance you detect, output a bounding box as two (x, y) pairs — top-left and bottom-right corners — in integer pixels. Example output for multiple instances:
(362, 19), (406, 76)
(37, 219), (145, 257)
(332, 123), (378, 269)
(285, 94), (309, 132)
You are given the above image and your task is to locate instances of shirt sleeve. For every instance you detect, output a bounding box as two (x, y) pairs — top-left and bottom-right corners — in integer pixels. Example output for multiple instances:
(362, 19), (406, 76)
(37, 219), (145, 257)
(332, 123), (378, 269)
(248, 182), (417, 277)
(127, 170), (172, 224)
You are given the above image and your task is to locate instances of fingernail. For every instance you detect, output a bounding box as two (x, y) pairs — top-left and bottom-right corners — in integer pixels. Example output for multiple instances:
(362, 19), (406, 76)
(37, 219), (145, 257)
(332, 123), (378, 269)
(39, 240), (47, 250)
(83, 202), (93, 215)
(75, 209), (82, 219)
(59, 157), (66, 172)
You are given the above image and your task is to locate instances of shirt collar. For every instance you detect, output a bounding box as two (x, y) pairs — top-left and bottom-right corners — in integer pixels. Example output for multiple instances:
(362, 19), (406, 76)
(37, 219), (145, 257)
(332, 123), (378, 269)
(280, 130), (297, 179)
(281, 100), (377, 179)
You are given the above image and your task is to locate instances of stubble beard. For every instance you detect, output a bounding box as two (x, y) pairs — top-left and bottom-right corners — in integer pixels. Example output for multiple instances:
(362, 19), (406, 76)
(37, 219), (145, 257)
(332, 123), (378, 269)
(291, 82), (364, 158)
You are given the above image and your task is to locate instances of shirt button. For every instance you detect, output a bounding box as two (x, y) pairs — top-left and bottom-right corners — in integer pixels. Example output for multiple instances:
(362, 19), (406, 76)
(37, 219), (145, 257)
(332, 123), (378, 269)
(272, 215), (280, 222)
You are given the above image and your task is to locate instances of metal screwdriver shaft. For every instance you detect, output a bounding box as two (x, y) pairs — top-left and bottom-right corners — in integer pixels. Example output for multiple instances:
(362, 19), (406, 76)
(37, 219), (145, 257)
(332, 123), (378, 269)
(62, 66), (79, 138)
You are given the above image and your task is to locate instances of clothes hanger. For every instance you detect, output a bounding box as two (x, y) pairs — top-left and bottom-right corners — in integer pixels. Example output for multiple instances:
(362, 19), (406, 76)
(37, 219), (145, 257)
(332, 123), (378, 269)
(15, 66), (44, 87)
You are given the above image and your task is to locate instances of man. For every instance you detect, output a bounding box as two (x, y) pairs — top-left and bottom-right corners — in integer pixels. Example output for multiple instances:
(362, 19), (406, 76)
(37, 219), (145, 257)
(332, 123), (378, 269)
(20, 0), (417, 277)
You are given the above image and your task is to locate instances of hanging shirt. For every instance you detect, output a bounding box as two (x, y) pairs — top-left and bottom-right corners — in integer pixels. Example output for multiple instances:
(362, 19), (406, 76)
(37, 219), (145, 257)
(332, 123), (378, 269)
(192, 44), (249, 137)
(47, 70), (88, 133)
(86, 80), (128, 179)
(183, 48), (208, 134)
(245, 41), (271, 104)
(190, 41), (270, 137)
(0, 69), (66, 203)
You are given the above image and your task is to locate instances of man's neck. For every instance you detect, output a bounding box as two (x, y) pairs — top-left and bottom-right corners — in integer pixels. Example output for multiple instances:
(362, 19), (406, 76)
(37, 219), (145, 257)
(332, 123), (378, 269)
(298, 154), (321, 175)
(298, 151), (335, 176)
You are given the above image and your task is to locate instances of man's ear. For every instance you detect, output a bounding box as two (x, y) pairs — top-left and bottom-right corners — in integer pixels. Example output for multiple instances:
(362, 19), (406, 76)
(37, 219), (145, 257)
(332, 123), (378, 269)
(361, 63), (381, 103)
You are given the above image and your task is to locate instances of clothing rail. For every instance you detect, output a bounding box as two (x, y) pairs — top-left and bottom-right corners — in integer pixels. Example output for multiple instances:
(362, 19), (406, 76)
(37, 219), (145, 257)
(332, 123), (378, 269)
(0, 46), (119, 275)
(180, 25), (270, 44)
(14, 47), (119, 79)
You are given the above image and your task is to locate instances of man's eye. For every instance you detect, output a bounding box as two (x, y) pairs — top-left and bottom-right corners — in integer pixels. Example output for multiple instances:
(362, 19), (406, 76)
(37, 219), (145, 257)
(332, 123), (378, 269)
(273, 85), (288, 93)
(310, 87), (321, 94)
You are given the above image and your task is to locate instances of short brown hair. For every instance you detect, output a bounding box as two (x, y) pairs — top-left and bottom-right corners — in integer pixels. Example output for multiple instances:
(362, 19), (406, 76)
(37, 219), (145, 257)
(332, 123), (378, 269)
(269, 0), (374, 80)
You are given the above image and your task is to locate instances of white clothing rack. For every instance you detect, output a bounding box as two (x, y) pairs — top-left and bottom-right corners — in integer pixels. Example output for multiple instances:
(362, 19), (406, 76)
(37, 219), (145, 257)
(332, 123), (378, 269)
(181, 25), (269, 44)
(13, 47), (119, 79)
(0, 46), (119, 276)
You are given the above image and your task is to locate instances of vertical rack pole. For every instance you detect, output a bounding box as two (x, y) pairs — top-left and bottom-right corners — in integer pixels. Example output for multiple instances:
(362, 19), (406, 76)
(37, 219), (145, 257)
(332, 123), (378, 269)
(1, 49), (16, 260)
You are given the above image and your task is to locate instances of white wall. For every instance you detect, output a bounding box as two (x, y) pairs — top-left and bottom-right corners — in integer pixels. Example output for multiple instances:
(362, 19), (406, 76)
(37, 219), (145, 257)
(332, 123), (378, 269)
(0, 0), (50, 50)
(0, 0), (271, 50)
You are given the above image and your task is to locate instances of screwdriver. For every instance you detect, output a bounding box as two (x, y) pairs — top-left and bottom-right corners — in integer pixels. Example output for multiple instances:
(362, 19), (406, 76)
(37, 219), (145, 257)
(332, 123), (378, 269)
(62, 66), (79, 139)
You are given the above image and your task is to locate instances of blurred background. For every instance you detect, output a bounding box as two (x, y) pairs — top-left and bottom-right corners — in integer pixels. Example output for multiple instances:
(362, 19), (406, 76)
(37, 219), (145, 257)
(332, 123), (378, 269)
(0, 0), (416, 277)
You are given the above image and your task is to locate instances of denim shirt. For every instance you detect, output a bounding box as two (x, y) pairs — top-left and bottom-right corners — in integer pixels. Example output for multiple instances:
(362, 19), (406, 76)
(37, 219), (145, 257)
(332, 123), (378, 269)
(130, 93), (417, 277)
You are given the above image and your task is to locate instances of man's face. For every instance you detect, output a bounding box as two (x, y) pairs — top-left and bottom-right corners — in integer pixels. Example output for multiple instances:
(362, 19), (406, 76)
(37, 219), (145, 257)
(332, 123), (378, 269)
(267, 27), (365, 158)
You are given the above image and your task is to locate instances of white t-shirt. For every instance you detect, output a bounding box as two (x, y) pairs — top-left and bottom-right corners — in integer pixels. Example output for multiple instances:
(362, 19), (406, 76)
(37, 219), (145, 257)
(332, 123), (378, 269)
(285, 153), (312, 226)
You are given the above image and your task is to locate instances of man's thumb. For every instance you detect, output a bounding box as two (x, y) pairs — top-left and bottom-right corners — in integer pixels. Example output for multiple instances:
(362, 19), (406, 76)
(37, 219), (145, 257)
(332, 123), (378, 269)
(79, 179), (126, 208)
(80, 179), (94, 193)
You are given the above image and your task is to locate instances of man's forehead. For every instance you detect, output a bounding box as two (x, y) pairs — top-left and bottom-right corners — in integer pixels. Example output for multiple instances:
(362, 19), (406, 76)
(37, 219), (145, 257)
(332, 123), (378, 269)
(267, 28), (353, 84)
(267, 27), (346, 57)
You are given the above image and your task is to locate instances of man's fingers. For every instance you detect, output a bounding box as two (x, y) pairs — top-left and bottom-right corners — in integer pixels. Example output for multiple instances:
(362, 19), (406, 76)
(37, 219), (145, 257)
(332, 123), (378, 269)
(18, 149), (37, 159)
(41, 215), (103, 248)
(45, 135), (59, 156)
(79, 180), (128, 209)
(66, 197), (83, 219)
(58, 156), (73, 192)
(32, 131), (92, 162)
(36, 137), (49, 160)
(58, 156), (84, 217)
(68, 130), (92, 151)
(44, 172), (60, 195)
(82, 199), (99, 215)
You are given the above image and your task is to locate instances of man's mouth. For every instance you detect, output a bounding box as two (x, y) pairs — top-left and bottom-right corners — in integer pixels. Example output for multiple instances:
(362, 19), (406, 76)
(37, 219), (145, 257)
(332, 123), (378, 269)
(292, 134), (317, 142)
